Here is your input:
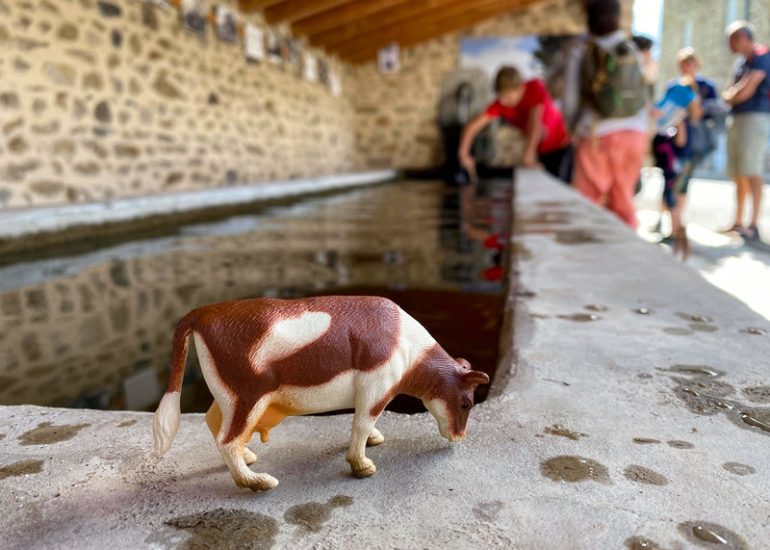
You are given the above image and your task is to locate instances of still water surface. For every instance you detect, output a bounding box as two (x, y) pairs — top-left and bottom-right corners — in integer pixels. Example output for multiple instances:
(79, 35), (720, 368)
(0, 180), (511, 413)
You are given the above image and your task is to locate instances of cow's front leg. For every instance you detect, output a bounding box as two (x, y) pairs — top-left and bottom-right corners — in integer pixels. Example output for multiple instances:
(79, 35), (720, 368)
(346, 408), (379, 478)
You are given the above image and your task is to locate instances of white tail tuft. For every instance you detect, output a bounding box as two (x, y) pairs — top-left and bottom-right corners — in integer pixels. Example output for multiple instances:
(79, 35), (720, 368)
(153, 391), (181, 456)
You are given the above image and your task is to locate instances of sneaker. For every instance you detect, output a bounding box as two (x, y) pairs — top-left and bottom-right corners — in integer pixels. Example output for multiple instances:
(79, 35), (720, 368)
(740, 225), (760, 241)
(659, 234), (676, 245)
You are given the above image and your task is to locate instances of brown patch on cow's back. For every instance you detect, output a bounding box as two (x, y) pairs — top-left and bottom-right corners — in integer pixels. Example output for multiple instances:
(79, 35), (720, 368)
(190, 296), (402, 443)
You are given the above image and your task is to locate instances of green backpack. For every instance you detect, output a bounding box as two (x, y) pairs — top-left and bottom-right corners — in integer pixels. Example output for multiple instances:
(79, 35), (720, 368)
(581, 38), (647, 119)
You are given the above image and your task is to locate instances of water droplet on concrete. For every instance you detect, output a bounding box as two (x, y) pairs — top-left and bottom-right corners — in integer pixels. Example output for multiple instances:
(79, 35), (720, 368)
(540, 455), (610, 483)
(667, 440), (695, 449)
(722, 462), (756, 476)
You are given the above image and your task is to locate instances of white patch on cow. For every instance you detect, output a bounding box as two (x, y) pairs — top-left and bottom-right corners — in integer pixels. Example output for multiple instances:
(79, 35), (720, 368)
(270, 371), (357, 415)
(423, 398), (453, 441)
(249, 311), (331, 373)
(194, 332), (242, 440)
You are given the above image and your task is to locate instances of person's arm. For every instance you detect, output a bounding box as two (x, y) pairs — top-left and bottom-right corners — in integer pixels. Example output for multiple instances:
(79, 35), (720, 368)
(674, 121), (688, 148)
(458, 112), (494, 170)
(723, 69), (766, 105)
(522, 104), (544, 167)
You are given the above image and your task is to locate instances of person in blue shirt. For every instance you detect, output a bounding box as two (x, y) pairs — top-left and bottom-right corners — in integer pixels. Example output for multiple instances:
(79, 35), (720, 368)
(722, 21), (770, 241)
(660, 48), (721, 247)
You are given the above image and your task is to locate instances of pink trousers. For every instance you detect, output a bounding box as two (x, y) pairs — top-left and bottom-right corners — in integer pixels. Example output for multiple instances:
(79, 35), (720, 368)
(572, 131), (647, 229)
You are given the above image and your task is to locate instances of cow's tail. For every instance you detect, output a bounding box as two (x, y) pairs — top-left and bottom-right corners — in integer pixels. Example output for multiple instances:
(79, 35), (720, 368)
(153, 313), (195, 457)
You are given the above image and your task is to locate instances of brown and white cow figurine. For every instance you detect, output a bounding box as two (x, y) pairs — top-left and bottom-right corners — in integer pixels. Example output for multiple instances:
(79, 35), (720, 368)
(152, 295), (489, 491)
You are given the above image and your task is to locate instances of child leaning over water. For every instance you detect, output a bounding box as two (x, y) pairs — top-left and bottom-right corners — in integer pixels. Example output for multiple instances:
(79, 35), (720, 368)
(458, 66), (572, 183)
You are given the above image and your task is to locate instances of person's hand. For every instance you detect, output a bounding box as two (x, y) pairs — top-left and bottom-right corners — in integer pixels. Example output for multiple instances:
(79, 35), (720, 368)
(458, 151), (476, 172)
(521, 151), (542, 169)
(722, 90), (735, 105)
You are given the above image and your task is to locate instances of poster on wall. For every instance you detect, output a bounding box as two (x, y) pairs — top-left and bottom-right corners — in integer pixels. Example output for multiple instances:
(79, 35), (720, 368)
(244, 24), (264, 61)
(286, 39), (303, 76)
(459, 35), (579, 105)
(302, 52), (318, 81)
(377, 43), (400, 73)
(181, 0), (208, 36)
(329, 71), (342, 96)
(317, 59), (329, 86)
(215, 5), (238, 43)
(266, 30), (283, 65)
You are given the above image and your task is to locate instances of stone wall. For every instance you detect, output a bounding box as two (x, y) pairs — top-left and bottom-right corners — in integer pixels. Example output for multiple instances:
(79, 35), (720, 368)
(658, 0), (770, 91)
(0, 0), (358, 207)
(0, 0), (633, 208)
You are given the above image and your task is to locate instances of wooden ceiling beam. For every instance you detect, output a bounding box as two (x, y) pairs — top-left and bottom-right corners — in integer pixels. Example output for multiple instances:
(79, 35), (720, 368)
(263, 0), (356, 24)
(292, 0), (412, 38)
(309, 0), (468, 50)
(341, 0), (542, 64)
(238, 0), (287, 12)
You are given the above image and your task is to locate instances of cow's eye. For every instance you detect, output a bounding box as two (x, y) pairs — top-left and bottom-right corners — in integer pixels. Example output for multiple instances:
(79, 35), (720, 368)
(461, 398), (472, 410)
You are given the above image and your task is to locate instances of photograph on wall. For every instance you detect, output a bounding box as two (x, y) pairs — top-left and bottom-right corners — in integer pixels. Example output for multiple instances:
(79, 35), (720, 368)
(459, 35), (579, 106)
(266, 29), (283, 65)
(181, 0), (208, 36)
(329, 70), (342, 96)
(286, 38), (303, 76)
(244, 23), (265, 62)
(215, 5), (239, 43)
(302, 52), (318, 82)
(317, 59), (329, 86)
(377, 43), (400, 73)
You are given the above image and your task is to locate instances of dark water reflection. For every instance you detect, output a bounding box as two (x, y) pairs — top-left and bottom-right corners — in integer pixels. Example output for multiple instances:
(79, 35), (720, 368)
(0, 180), (511, 413)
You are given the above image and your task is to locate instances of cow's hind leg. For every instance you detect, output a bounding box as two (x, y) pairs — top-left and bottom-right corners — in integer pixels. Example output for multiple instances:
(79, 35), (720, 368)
(217, 399), (278, 491)
(347, 402), (381, 478)
(206, 401), (256, 465)
(367, 426), (385, 447)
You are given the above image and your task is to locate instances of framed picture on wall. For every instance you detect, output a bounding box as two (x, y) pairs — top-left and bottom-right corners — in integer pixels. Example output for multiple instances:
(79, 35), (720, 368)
(318, 59), (329, 86)
(378, 43), (400, 73)
(181, 0), (207, 36)
(266, 29), (282, 65)
(329, 71), (342, 96)
(286, 39), (302, 76)
(302, 52), (318, 81)
(215, 5), (238, 43)
(244, 24), (264, 61)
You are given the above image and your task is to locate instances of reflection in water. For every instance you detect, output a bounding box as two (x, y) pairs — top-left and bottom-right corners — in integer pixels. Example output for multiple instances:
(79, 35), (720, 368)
(0, 180), (512, 413)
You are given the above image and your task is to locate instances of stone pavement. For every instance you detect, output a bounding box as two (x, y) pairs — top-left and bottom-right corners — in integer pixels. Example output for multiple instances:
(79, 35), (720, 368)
(1, 170), (769, 549)
(636, 171), (770, 320)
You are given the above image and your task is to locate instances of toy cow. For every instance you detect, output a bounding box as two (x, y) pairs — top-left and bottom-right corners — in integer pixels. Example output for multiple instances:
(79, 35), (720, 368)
(153, 296), (489, 491)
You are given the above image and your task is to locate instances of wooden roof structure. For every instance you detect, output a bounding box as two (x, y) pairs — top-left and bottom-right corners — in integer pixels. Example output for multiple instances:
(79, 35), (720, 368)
(239, 0), (546, 63)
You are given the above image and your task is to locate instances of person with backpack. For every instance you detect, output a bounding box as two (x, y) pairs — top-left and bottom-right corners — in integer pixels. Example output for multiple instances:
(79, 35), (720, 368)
(722, 20), (770, 241)
(562, 0), (649, 228)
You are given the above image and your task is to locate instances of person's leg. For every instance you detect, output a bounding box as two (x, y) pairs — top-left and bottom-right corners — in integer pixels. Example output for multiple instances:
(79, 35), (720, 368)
(606, 131), (647, 228)
(539, 145), (574, 184)
(572, 138), (610, 204)
(671, 159), (693, 234)
(749, 175), (763, 230)
(726, 114), (750, 231)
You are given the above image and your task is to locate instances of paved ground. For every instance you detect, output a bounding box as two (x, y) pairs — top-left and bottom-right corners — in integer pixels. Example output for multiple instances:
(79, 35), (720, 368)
(1, 170), (769, 549)
(636, 169), (770, 320)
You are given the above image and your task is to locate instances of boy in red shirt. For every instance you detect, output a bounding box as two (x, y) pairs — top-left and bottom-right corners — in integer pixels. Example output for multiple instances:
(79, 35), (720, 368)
(458, 66), (572, 182)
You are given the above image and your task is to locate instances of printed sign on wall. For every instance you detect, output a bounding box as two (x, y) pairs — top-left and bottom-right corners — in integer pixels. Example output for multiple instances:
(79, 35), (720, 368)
(378, 43), (400, 73)
(244, 24), (264, 61)
(215, 5), (238, 43)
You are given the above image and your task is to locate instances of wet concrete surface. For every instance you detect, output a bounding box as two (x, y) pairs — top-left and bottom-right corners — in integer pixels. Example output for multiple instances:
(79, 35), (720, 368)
(1, 170), (769, 549)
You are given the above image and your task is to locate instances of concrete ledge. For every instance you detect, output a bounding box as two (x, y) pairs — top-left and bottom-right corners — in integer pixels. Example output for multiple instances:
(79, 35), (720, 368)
(1, 170), (769, 549)
(0, 170), (396, 253)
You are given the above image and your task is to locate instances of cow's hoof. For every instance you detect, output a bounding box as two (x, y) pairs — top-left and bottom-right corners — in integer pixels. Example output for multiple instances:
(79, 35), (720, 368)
(367, 429), (385, 447)
(243, 448), (257, 465)
(238, 474), (279, 491)
(351, 459), (376, 478)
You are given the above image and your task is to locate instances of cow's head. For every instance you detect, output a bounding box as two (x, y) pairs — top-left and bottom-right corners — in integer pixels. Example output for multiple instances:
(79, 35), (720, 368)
(422, 358), (489, 442)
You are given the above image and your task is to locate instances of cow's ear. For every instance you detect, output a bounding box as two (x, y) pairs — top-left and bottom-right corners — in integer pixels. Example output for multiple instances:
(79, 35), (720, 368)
(456, 357), (472, 370)
(462, 370), (490, 386)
